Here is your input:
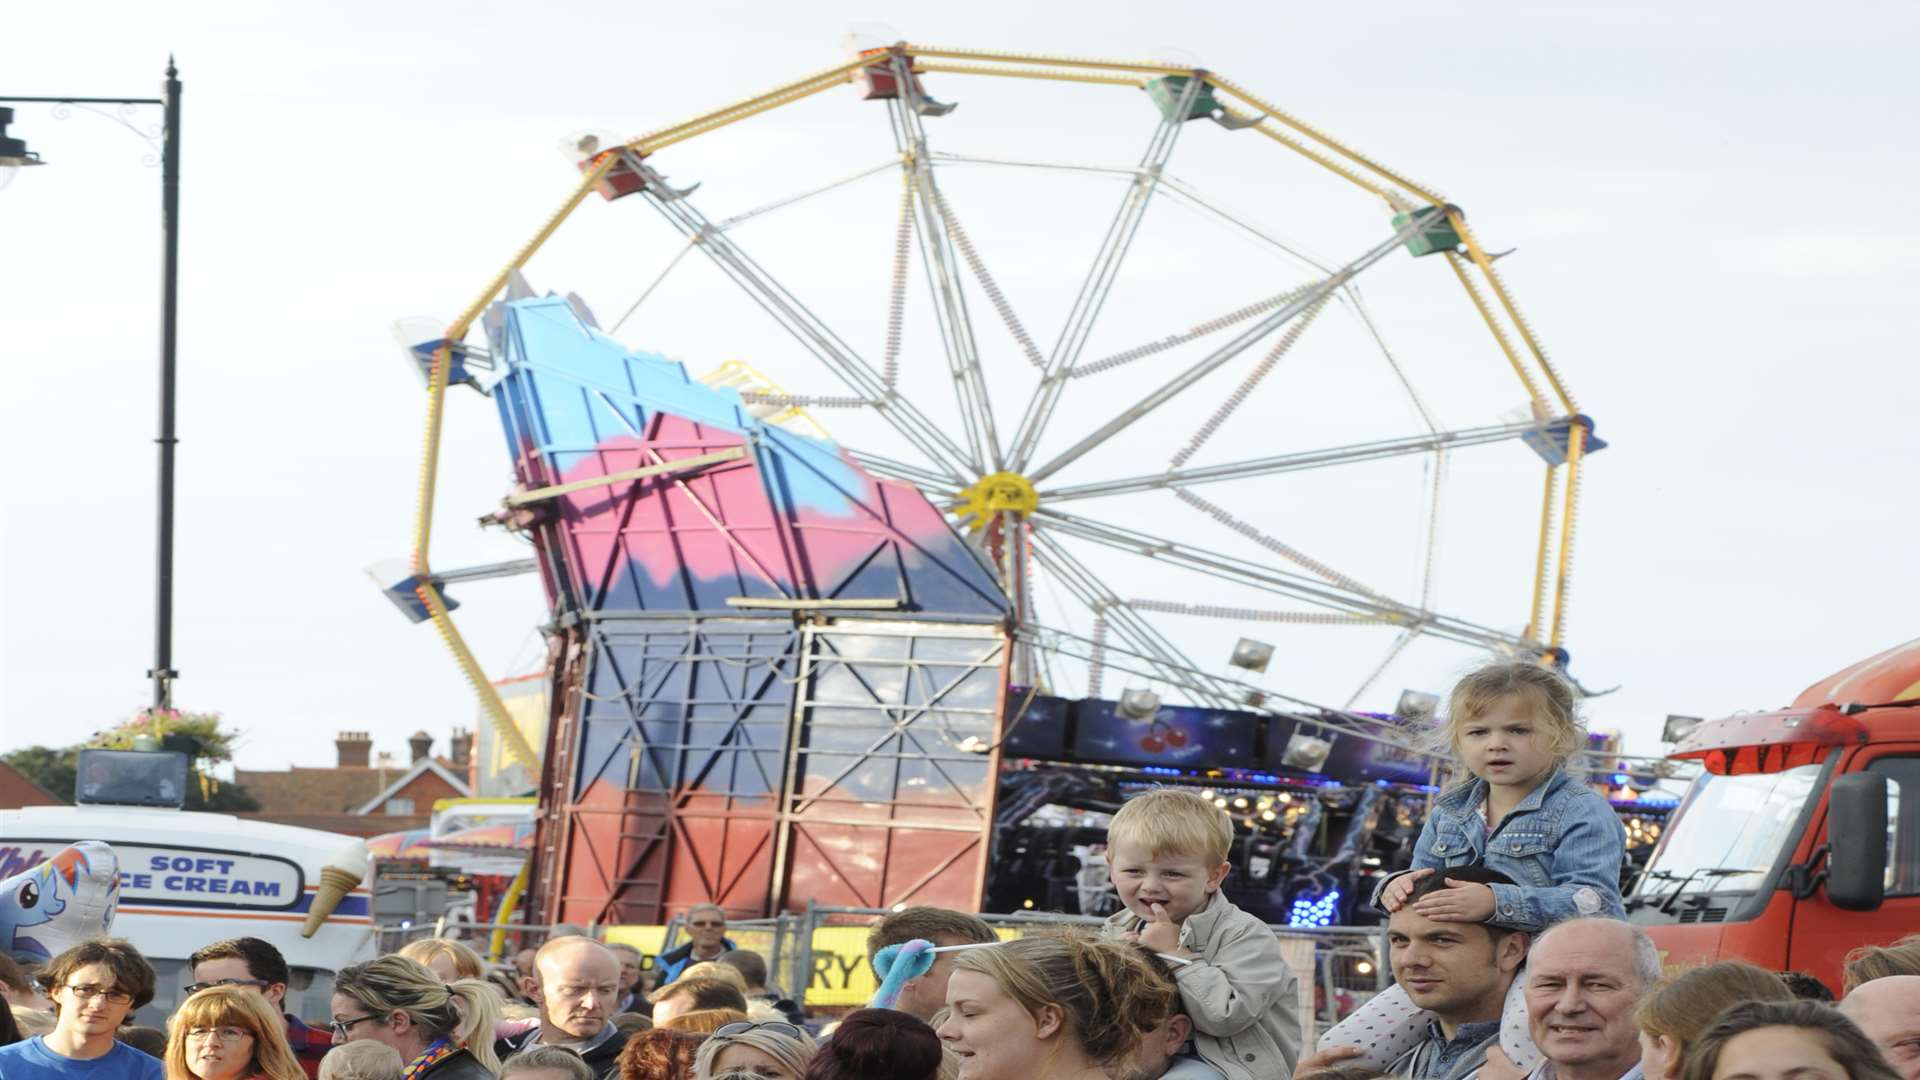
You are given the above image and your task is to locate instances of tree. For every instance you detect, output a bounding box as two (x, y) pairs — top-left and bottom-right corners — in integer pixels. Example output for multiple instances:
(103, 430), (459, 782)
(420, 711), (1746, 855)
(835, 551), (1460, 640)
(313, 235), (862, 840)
(3, 745), (76, 803)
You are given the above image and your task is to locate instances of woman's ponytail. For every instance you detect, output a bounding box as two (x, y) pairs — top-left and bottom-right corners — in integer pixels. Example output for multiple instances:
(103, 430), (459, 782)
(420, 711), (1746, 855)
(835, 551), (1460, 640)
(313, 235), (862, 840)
(449, 978), (502, 1072)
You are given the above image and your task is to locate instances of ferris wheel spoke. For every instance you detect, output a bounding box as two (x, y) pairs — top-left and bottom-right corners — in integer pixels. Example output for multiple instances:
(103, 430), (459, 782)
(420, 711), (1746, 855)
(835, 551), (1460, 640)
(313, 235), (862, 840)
(624, 154), (973, 483)
(1015, 621), (1421, 755)
(1005, 74), (1208, 473)
(1157, 173), (1334, 274)
(886, 58), (1003, 473)
(1027, 526), (1242, 708)
(1038, 419), (1546, 503)
(1026, 213), (1434, 485)
(847, 449), (965, 496)
(1018, 622), (1254, 713)
(1032, 506), (1534, 654)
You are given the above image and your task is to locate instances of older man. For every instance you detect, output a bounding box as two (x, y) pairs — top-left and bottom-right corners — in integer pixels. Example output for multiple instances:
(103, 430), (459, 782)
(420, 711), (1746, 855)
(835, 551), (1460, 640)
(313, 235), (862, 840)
(1509, 918), (1659, 1080)
(1302, 867), (1530, 1080)
(1839, 973), (1920, 1080)
(495, 937), (630, 1080)
(654, 904), (734, 986)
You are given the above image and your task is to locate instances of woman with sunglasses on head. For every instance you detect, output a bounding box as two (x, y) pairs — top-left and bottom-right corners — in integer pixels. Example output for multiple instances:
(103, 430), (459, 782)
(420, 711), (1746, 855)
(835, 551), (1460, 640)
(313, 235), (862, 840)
(328, 957), (499, 1080)
(163, 986), (305, 1080)
(691, 1020), (814, 1080)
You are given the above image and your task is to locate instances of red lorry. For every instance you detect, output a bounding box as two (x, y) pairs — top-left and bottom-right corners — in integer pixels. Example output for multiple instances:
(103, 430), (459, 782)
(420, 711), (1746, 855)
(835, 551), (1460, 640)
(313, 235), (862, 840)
(1630, 638), (1920, 992)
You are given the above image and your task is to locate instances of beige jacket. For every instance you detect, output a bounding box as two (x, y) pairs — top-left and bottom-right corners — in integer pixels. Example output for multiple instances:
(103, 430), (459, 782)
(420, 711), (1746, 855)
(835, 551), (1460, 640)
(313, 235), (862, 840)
(1103, 890), (1301, 1080)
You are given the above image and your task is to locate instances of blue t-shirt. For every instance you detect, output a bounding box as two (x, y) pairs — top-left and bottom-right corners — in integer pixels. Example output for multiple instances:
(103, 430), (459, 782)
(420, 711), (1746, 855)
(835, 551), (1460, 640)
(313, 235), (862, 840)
(0, 1037), (164, 1080)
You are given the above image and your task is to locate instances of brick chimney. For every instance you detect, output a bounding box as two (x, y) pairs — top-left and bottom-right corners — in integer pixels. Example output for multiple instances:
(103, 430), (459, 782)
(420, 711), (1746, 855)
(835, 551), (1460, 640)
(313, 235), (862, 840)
(449, 728), (473, 771)
(408, 730), (433, 764)
(335, 731), (372, 768)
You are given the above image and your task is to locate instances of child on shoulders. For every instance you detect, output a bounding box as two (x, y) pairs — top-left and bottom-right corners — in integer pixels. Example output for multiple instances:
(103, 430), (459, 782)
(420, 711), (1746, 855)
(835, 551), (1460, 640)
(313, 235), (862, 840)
(1376, 660), (1626, 928)
(1319, 660), (1628, 1070)
(1101, 788), (1301, 1080)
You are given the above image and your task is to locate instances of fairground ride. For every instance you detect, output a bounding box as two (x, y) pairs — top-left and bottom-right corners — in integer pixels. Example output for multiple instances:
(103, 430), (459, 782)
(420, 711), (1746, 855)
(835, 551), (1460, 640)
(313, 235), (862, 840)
(395, 43), (1610, 927)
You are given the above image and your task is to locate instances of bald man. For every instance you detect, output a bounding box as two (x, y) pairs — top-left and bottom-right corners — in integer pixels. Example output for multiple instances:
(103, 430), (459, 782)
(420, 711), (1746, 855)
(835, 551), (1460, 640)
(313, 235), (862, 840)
(1516, 918), (1659, 1080)
(1841, 974), (1920, 1080)
(495, 937), (631, 1080)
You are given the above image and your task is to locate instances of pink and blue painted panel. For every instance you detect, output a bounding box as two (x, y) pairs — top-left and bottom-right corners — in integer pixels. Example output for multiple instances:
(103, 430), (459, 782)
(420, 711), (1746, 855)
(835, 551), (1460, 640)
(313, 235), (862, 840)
(490, 298), (1007, 618)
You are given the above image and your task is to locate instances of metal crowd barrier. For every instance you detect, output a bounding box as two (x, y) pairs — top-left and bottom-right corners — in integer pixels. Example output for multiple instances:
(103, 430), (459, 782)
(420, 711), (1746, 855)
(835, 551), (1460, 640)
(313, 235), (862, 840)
(378, 906), (1388, 1039)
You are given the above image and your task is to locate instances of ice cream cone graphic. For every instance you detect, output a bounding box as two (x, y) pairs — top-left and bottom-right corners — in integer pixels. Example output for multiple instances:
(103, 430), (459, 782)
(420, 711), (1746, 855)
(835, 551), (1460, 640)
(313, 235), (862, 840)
(301, 843), (370, 938)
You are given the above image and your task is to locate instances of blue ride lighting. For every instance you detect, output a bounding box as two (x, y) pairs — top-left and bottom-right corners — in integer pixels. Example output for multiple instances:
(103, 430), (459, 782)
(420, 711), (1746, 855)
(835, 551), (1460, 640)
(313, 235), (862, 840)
(1288, 889), (1341, 928)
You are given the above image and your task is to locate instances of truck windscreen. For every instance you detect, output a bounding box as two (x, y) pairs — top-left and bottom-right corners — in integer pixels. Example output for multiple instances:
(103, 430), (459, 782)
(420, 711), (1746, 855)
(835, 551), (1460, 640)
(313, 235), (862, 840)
(1636, 762), (1823, 900)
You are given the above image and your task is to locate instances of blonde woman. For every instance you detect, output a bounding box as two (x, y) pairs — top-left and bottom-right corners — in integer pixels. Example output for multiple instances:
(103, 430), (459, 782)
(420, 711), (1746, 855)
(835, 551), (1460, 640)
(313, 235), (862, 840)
(938, 933), (1171, 1080)
(330, 956), (499, 1080)
(692, 1020), (814, 1080)
(397, 941), (486, 985)
(165, 986), (305, 1080)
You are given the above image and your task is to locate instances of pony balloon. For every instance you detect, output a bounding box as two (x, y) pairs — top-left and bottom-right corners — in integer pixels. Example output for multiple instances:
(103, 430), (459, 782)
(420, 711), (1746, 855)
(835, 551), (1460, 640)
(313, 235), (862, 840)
(868, 938), (936, 1011)
(0, 841), (120, 962)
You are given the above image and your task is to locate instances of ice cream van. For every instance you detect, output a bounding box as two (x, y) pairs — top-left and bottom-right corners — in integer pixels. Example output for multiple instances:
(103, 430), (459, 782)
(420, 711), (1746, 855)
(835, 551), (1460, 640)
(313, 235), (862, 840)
(0, 751), (376, 1025)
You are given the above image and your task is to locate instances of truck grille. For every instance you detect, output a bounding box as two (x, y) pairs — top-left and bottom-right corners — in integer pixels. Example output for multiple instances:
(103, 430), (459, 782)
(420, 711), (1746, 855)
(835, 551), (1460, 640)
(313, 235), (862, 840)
(1677, 907), (1728, 924)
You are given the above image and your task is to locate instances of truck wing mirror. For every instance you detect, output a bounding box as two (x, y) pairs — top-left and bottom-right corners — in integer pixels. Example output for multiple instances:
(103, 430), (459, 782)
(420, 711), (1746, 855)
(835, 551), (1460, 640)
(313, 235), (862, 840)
(1827, 771), (1889, 911)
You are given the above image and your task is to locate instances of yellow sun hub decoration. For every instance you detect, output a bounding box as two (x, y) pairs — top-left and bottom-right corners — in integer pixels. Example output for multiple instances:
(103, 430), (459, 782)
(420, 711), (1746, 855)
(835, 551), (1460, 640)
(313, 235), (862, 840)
(952, 470), (1039, 533)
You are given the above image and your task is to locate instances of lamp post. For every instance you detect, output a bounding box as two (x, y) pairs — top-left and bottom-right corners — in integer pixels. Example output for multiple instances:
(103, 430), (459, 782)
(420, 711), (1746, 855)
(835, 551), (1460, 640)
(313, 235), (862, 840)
(2, 60), (183, 709)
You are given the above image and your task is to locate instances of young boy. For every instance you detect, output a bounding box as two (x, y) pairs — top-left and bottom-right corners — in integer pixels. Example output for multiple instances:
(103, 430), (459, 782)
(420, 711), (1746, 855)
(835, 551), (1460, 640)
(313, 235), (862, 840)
(0, 938), (164, 1080)
(1101, 788), (1300, 1080)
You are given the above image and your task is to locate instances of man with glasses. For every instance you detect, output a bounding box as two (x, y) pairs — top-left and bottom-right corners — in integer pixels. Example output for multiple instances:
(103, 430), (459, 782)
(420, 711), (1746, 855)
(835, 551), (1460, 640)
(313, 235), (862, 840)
(653, 904), (733, 986)
(187, 938), (331, 1079)
(494, 937), (630, 1080)
(0, 938), (163, 1080)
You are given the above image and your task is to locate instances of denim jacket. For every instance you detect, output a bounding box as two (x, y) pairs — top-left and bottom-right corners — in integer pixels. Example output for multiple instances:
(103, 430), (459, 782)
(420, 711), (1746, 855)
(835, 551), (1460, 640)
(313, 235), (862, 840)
(1372, 768), (1626, 932)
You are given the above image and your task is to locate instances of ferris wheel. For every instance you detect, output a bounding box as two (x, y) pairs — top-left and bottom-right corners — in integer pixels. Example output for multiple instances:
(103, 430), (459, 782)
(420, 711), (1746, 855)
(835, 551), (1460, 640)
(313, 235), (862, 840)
(407, 41), (1601, 734)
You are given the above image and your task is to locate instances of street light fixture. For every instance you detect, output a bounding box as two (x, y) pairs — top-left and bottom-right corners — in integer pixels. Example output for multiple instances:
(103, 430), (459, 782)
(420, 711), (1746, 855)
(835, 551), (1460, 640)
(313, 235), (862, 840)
(0, 107), (46, 190)
(2, 61), (184, 708)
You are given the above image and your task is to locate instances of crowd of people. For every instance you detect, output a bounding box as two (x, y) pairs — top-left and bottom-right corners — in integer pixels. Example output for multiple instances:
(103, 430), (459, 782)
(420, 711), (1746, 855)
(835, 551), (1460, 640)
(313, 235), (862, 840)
(2, 660), (1918, 1080)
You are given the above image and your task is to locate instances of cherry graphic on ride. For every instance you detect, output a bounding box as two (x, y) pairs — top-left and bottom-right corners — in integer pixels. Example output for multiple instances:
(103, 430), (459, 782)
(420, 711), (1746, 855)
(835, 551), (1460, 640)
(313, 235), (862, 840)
(1138, 719), (1190, 754)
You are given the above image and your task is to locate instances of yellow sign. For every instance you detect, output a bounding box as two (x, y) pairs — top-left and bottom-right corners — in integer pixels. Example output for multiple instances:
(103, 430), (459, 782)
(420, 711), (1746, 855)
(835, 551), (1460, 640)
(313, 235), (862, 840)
(602, 925), (1019, 1007)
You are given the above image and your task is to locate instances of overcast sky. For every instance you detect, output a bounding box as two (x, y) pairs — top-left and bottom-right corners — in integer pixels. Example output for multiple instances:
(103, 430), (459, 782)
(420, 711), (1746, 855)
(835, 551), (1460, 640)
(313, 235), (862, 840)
(3, 0), (1916, 778)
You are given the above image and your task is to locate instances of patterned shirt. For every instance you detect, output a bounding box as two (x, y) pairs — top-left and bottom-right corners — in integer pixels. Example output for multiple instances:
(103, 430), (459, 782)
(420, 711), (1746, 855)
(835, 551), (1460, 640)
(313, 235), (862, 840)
(1420, 1019), (1502, 1080)
(285, 1014), (335, 1079)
